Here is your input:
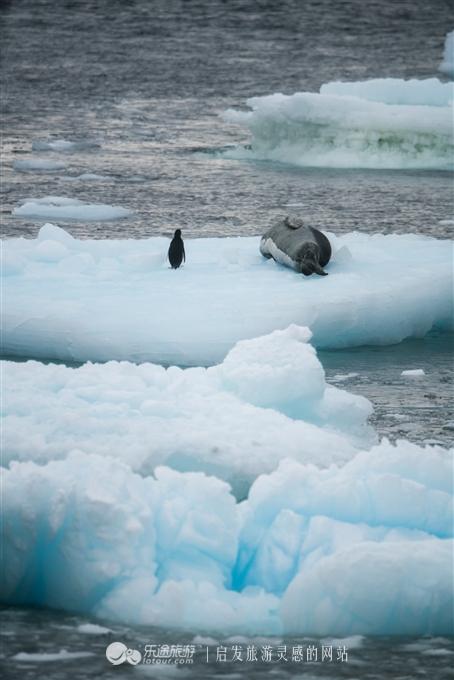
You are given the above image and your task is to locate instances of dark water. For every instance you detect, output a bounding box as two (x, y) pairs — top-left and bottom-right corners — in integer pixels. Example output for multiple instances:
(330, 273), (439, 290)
(1, 0), (453, 240)
(1, 2), (453, 678)
(322, 332), (454, 447)
(2, 606), (454, 680)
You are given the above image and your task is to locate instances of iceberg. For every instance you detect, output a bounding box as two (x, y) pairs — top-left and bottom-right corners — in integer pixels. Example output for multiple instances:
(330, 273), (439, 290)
(2, 441), (452, 635)
(2, 225), (452, 365)
(2, 326), (373, 497)
(223, 78), (453, 169)
(12, 197), (132, 222)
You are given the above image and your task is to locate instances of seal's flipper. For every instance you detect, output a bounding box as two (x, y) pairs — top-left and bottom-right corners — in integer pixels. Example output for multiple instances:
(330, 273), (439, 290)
(313, 263), (328, 276)
(300, 260), (328, 276)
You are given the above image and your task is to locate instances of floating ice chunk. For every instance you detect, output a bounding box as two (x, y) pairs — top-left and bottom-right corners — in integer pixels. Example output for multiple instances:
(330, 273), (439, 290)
(401, 369), (425, 377)
(13, 158), (68, 173)
(2, 226), (452, 365)
(331, 373), (359, 382)
(13, 650), (95, 661)
(2, 327), (373, 496)
(223, 78), (453, 169)
(439, 31), (454, 78)
(13, 197), (132, 221)
(77, 623), (113, 634)
(32, 138), (101, 152)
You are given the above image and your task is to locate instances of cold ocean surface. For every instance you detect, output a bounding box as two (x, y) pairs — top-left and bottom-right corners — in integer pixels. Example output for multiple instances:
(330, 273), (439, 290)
(1, 1), (453, 678)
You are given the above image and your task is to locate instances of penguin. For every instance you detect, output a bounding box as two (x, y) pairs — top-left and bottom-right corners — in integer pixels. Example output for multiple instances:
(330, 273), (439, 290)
(168, 229), (185, 269)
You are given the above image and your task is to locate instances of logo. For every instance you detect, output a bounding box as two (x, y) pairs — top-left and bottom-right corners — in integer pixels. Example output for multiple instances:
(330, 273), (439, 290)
(106, 642), (142, 666)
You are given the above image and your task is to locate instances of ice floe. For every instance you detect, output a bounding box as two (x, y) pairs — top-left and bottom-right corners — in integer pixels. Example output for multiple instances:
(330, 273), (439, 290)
(401, 369), (425, 377)
(12, 197), (132, 221)
(13, 158), (68, 173)
(223, 78), (453, 169)
(2, 224), (452, 365)
(2, 326), (373, 497)
(2, 439), (452, 635)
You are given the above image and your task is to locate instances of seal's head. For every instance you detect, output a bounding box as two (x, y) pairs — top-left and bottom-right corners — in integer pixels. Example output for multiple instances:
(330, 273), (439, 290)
(284, 215), (304, 230)
(297, 243), (328, 276)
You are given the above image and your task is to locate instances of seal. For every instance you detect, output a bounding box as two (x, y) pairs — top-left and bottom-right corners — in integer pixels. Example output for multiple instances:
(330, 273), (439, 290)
(168, 229), (185, 269)
(260, 216), (331, 276)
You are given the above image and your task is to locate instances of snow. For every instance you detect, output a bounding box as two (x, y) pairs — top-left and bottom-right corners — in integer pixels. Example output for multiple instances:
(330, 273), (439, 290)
(439, 31), (454, 78)
(2, 439), (452, 635)
(13, 159), (68, 173)
(2, 225), (452, 366)
(12, 197), (132, 221)
(2, 327), (373, 497)
(401, 369), (425, 377)
(223, 78), (453, 169)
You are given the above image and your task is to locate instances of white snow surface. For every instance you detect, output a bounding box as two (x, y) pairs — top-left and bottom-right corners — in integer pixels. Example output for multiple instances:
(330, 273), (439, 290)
(2, 326), (373, 497)
(2, 439), (452, 635)
(12, 197), (132, 222)
(2, 224), (452, 366)
(439, 31), (454, 78)
(223, 78), (453, 169)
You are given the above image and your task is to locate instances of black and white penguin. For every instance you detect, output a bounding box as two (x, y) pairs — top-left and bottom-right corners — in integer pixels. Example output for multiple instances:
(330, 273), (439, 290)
(168, 229), (185, 269)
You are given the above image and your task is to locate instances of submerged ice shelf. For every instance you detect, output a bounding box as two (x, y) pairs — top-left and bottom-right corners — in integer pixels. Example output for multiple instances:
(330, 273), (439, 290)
(2, 224), (452, 366)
